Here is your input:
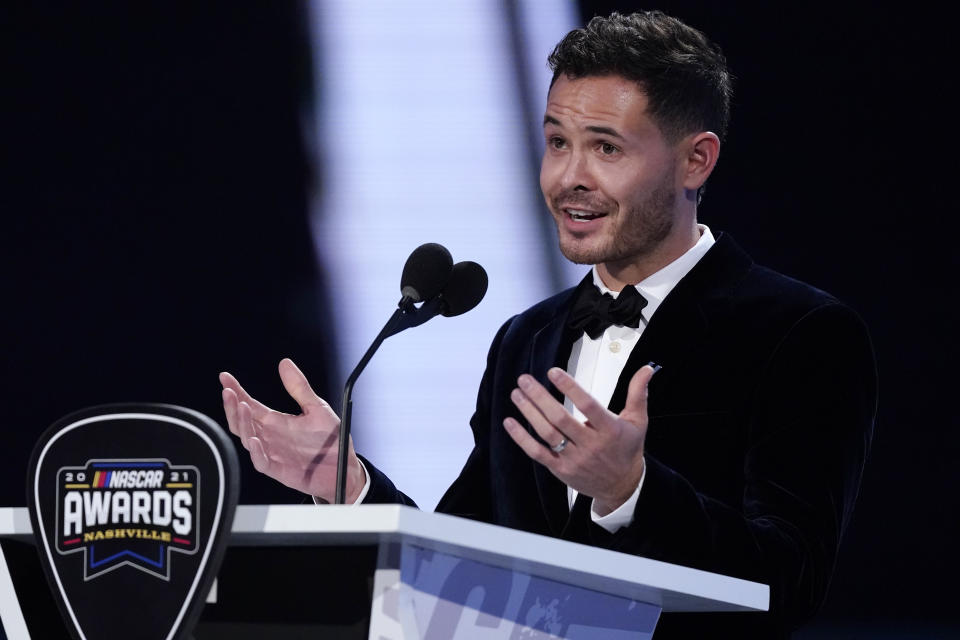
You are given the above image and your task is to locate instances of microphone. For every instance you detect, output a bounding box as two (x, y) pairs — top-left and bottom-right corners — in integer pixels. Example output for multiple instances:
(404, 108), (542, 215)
(334, 244), (484, 504)
(399, 243), (453, 305)
(439, 261), (488, 316)
(388, 260), (489, 331)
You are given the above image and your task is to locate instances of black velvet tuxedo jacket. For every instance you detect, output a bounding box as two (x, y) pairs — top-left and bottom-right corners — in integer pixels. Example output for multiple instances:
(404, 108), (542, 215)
(362, 233), (877, 638)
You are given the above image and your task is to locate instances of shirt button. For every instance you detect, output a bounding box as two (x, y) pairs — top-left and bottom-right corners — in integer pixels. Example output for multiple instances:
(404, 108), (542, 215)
(608, 341), (621, 353)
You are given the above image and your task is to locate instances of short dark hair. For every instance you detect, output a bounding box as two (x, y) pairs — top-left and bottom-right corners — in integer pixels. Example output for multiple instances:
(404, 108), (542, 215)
(548, 11), (732, 144)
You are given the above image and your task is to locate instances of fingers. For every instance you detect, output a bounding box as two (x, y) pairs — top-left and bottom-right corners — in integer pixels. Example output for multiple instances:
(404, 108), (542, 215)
(248, 437), (270, 474)
(278, 358), (326, 412)
(237, 400), (257, 450)
(503, 417), (558, 467)
(222, 386), (264, 444)
(222, 388), (239, 436)
(619, 363), (659, 424)
(219, 371), (271, 416)
(231, 398), (270, 472)
(512, 374), (587, 445)
(545, 368), (611, 430)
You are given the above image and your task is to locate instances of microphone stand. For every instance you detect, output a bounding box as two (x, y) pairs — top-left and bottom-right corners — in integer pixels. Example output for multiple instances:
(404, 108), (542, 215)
(334, 297), (444, 503)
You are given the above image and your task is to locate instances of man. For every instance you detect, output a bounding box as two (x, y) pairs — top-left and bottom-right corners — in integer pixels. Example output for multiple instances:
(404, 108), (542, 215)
(220, 12), (876, 637)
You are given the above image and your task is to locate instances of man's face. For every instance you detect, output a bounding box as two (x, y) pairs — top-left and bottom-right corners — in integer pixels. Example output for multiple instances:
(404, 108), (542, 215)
(540, 75), (680, 267)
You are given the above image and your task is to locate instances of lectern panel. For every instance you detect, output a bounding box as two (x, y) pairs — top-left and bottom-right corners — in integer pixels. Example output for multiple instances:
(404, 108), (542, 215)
(195, 545), (378, 639)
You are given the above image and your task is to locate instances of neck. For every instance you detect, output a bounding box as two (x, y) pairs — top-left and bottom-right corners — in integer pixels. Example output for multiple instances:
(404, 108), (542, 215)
(596, 219), (700, 291)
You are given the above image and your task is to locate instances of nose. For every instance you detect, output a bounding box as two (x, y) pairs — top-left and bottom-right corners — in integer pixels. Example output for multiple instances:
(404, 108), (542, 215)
(558, 149), (594, 192)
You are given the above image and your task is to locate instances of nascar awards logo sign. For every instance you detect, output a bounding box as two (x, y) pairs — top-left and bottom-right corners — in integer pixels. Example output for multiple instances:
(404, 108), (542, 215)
(57, 459), (199, 581)
(27, 405), (239, 640)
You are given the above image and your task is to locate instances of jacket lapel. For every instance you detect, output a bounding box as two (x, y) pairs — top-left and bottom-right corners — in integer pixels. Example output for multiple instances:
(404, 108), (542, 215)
(606, 290), (708, 415)
(608, 233), (752, 415)
(526, 282), (583, 536)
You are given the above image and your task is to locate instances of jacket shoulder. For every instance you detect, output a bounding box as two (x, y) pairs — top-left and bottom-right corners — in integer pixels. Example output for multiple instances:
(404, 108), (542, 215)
(699, 234), (846, 320)
(731, 262), (868, 334)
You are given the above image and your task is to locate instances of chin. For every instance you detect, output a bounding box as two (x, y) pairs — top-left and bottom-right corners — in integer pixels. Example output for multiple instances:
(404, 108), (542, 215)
(557, 237), (611, 265)
(561, 251), (597, 266)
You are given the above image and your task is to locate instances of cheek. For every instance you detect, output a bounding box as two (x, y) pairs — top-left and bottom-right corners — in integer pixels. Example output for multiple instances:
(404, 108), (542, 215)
(602, 164), (658, 204)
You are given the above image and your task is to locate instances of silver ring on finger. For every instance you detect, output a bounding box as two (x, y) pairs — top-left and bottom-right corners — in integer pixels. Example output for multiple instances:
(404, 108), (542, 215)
(551, 437), (568, 453)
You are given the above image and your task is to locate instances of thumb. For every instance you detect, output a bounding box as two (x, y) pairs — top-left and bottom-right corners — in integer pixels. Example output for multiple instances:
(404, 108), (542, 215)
(619, 363), (660, 425)
(278, 358), (324, 412)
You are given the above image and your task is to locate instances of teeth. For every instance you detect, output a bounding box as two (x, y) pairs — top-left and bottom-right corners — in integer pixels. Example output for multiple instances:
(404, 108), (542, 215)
(566, 209), (600, 222)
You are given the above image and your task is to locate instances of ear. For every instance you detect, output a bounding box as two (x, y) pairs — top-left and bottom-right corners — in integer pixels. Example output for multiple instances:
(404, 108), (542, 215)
(681, 131), (720, 191)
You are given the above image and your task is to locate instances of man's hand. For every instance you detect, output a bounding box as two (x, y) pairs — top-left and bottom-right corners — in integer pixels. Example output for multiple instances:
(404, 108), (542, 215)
(219, 358), (366, 504)
(503, 365), (656, 516)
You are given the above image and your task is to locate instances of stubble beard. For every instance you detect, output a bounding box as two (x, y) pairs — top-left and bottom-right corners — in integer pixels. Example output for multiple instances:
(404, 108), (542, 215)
(553, 179), (676, 267)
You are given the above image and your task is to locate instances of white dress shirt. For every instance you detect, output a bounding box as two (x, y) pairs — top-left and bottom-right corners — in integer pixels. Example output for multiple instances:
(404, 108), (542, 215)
(566, 225), (715, 532)
(335, 226), (716, 524)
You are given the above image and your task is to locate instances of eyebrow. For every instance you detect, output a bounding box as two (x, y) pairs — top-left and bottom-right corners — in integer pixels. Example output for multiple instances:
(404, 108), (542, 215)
(542, 115), (625, 140)
(586, 125), (624, 140)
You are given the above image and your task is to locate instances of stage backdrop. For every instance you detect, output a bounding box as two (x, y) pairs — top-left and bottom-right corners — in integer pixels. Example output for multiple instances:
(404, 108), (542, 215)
(2, 1), (955, 637)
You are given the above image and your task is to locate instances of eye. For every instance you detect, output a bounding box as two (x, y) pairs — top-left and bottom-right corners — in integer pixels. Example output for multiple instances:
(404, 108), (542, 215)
(599, 142), (619, 155)
(548, 136), (566, 150)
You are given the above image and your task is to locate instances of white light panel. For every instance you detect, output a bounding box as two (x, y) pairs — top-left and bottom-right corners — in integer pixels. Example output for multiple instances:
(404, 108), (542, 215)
(308, 1), (577, 509)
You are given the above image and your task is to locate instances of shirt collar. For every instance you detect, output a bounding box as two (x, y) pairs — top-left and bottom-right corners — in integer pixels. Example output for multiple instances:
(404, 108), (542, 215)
(591, 224), (715, 320)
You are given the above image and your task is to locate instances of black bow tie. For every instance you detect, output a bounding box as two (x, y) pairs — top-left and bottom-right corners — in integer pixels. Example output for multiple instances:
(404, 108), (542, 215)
(567, 282), (648, 339)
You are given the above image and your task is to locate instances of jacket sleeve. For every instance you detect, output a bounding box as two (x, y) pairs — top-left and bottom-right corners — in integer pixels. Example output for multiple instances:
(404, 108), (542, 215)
(356, 453), (418, 506)
(575, 303), (877, 627)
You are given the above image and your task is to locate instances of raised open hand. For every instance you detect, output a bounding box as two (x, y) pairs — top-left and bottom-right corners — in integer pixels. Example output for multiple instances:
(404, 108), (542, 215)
(503, 364), (657, 515)
(219, 358), (366, 503)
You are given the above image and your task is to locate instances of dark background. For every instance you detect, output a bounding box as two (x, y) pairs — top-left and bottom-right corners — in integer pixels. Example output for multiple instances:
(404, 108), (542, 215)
(3, 1), (956, 637)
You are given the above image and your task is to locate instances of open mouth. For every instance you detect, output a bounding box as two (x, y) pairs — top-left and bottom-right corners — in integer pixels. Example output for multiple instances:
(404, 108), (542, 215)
(565, 208), (606, 222)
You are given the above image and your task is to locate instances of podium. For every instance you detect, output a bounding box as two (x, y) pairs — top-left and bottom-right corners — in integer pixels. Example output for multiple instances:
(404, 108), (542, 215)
(1, 504), (768, 638)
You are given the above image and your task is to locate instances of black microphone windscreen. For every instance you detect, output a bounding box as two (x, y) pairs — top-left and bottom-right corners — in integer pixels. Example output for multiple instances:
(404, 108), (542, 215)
(440, 261), (488, 317)
(400, 243), (453, 302)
